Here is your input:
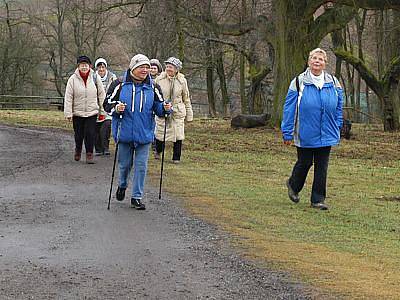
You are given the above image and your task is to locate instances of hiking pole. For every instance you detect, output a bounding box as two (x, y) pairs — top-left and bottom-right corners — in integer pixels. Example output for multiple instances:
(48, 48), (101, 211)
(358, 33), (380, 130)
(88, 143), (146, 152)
(107, 113), (123, 210)
(158, 114), (168, 200)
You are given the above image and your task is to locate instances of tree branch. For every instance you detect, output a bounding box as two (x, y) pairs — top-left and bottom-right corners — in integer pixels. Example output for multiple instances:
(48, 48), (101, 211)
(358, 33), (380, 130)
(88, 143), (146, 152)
(334, 48), (384, 97)
(334, 0), (400, 10)
(382, 57), (400, 83)
(90, 0), (147, 13)
(311, 5), (357, 46)
(305, 0), (400, 19)
(182, 29), (250, 60)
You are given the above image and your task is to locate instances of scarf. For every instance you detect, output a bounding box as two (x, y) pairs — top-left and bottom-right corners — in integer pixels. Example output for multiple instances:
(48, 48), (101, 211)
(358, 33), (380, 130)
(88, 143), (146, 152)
(79, 70), (90, 86)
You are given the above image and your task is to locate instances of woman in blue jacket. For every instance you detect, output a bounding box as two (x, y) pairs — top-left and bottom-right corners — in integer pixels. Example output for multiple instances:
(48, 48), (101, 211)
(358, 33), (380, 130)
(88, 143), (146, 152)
(281, 48), (343, 210)
(104, 54), (171, 210)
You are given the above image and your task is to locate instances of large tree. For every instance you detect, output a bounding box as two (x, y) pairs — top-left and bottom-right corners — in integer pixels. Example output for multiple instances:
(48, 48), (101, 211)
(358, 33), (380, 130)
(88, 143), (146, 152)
(192, 0), (400, 126)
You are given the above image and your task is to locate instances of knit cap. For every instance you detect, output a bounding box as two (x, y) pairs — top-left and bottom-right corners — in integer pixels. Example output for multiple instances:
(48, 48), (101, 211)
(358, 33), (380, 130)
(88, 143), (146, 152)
(129, 54), (151, 70)
(150, 58), (163, 73)
(164, 57), (182, 70)
(95, 57), (107, 68)
(77, 55), (91, 65)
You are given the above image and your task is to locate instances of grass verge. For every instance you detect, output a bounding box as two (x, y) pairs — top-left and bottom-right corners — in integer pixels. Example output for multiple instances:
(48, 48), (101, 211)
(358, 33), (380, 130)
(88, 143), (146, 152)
(2, 110), (400, 298)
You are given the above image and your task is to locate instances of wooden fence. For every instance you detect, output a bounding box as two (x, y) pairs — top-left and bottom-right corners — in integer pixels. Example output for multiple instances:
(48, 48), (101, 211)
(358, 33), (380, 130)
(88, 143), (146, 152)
(0, 95), (64, 110)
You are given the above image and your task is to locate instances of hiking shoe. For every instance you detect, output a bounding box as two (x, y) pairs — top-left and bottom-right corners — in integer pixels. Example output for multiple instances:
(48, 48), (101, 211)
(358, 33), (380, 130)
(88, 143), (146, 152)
(86, 153), (95, 164)
(311, 202), (329, 210)
(131, 198), (146, 210)
(286, 179), (300, 203)
(116, 187), (126, 201)
(74, 149), (81, 161)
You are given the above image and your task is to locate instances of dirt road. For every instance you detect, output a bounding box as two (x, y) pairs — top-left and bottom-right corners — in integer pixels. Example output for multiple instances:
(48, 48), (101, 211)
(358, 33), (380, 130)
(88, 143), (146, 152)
(0, 124), (318, 299)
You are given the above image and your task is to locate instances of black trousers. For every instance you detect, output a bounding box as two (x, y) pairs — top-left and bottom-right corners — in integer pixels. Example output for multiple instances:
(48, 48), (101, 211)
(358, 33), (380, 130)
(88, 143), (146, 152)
(72, 115), (97, 154)
(94, 119), (111, 153)
(288, 146), (331, 204)
(155, 139), (182, 161)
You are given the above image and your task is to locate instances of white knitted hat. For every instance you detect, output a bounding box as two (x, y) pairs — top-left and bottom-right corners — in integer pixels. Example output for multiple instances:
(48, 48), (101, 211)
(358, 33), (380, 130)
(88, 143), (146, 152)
(95, 57), (107, 68)
(129, 54), (151, 70)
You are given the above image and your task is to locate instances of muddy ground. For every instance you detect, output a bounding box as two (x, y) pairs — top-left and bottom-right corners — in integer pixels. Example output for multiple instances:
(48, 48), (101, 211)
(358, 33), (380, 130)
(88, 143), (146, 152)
(0, 124), (326, 299)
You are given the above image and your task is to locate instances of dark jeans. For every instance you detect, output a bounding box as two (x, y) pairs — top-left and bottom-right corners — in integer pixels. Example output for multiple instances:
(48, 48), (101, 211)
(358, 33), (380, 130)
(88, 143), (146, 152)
(155, 139), (182, 161)
(95, 120), (111, 153)
(288, 146), (331, 204)
(72, 115), (97, 154)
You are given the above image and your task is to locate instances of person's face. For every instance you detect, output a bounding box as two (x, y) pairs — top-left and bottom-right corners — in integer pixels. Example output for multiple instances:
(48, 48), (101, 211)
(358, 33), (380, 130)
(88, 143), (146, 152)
(78, 62), (90, 74)
(165, 64), (178, 77)
(150, 65), (159, 76)
(97, 64), (107, 77)
(308, 53), (326, 75)
(131, 64), (150, 81)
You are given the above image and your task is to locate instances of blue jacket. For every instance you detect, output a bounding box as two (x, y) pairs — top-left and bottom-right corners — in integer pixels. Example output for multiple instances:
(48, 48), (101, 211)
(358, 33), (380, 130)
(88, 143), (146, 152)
(104, 71), (167, 145)
(281, 69), (343, 148)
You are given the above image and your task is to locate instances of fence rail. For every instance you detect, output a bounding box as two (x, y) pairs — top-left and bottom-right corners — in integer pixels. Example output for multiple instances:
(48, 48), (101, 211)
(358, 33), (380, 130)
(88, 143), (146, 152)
(0, 95), (209, 116)
(0, 95), (64, 110)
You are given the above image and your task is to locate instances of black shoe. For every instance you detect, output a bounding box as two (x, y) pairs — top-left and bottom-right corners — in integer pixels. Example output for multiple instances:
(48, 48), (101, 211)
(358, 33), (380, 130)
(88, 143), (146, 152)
(311, 202), (329, 210)
(131, 198), (146, 210)
(286, 179), (300, 203)
(116, 187), (126, 201)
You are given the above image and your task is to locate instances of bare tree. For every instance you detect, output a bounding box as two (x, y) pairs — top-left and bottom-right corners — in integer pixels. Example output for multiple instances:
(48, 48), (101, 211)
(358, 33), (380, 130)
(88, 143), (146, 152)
(0, 0), (42, 95)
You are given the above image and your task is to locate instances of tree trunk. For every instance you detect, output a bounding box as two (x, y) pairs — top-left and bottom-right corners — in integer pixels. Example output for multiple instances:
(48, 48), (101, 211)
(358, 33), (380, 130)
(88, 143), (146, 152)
(365, 85), (371, 123)
(271, 1), (312, 125)
(240, 0), (248, 114)
(205, 42), (216, 117)
(384, 81), (400, 131)
(200, 0), (216, 117)
(215, 49), (230, 116)
(231, 113), (270, 128)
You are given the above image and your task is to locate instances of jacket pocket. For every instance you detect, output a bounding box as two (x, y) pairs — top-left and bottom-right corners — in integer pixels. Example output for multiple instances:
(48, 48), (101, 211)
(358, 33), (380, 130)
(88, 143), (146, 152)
(173, 102), (186, 119)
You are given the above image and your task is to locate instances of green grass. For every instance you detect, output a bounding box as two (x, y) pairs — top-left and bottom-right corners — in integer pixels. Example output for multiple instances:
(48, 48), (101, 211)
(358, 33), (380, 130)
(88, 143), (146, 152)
(2, 110), (400, 298)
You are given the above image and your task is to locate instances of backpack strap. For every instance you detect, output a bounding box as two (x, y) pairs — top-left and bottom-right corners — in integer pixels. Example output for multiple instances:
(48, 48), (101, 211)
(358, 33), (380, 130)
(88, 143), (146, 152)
(294, 75), (305, 132)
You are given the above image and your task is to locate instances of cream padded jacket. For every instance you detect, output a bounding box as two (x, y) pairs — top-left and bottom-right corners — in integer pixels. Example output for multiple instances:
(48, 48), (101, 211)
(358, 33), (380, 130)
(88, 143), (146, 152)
(64, 69), (105, 118)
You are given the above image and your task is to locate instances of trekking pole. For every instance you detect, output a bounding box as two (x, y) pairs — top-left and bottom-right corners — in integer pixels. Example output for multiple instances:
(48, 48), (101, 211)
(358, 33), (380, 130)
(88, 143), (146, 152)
(107, 113), (123, 210)
(158, 114), (168, 200)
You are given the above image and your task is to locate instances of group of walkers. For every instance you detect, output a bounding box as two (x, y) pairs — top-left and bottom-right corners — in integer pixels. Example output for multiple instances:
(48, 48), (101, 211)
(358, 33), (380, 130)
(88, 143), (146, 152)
(64, 53), (192, 209)
(64, 47), (342, 211)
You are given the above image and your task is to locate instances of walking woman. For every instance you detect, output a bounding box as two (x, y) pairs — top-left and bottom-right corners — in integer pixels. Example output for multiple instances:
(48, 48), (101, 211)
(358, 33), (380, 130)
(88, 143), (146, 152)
(154, 57), (193, 163)
(149, 58), (163, 79)
(103, 54), (171, 209)
(281, 48), (343, 210)
(94, 57), (117, 156)
(64, 55), (105, 164)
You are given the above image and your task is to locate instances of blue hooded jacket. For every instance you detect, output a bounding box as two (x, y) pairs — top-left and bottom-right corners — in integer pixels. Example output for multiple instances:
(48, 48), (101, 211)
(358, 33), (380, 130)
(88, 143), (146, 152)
(281, 69), (343, 148)
(104, 70), (167, 145)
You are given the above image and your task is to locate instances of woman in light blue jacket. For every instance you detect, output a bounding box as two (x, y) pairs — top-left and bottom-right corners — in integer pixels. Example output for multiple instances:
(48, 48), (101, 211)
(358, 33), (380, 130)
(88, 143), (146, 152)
(281, 48), (343, 210)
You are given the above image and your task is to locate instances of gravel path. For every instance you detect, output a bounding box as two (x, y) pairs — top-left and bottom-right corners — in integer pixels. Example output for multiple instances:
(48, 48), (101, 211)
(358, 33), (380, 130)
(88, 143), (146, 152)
(0, 124), (323, 299)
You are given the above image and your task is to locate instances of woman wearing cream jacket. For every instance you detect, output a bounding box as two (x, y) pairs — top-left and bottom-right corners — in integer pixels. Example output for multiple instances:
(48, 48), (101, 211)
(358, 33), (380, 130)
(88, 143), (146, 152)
(64, 55), (105, 164)
(154, 57), (193, 163)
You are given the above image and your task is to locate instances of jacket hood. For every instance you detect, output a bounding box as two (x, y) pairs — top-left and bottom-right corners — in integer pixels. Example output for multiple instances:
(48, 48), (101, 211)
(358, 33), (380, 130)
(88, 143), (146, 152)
(300, 68), (335, 85)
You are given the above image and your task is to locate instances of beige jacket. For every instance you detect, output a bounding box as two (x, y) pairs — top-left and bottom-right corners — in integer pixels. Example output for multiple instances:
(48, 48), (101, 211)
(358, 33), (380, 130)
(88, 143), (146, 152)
(64, 69), (105, 119)
(154, 72), (193, 142)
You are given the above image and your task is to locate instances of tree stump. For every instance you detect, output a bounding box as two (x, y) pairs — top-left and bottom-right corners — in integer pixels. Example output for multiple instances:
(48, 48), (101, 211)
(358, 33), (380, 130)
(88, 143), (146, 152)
(230, 114), (271, 128)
